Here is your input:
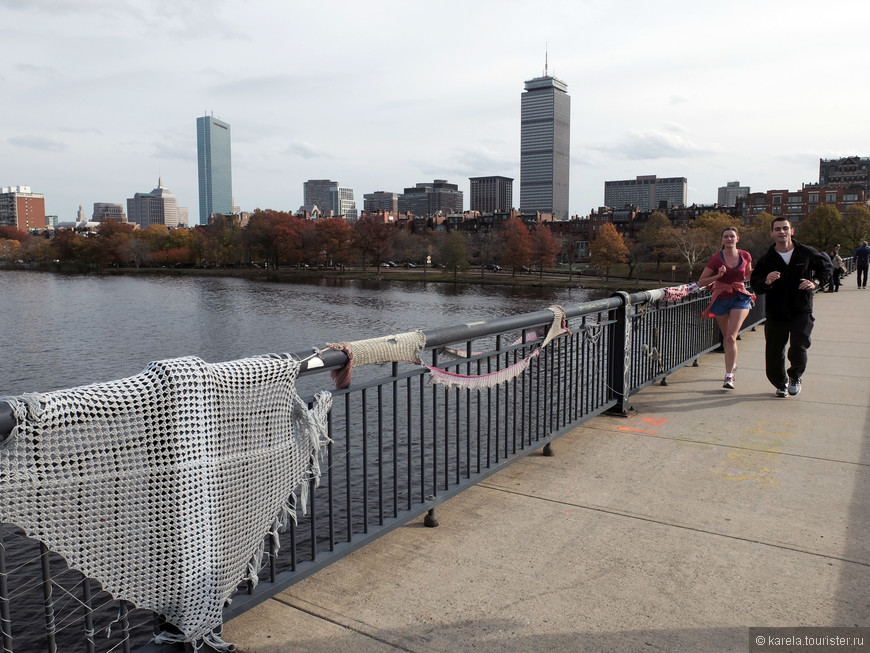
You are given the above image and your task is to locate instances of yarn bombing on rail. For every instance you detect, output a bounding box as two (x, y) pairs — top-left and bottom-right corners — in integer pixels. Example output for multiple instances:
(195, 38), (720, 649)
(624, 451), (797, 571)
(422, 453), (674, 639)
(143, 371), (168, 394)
(0, 354), (332, 651)
(323, 306), (570, 392)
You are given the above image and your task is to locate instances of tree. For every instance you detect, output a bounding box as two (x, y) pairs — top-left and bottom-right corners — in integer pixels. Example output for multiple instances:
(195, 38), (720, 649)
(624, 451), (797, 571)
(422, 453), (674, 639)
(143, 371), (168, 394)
(664, 226), (711, 280)
(353, 215), (392, 269)
(636, 211), (674, 271)
(797, 205), (844, 252)
(529, 226), (560, 277)
(438, 229), (469, 283)
(314, 217), (354, 269)
(501, 217), (531, 276)
(693, 211), (740, 240)
(589, 222), (629, 281)
(842, 205), (870, 251)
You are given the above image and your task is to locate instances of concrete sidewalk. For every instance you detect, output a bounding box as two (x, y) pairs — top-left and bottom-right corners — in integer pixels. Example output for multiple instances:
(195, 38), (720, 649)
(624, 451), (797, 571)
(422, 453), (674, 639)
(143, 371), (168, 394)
(223, 284), (870, 653)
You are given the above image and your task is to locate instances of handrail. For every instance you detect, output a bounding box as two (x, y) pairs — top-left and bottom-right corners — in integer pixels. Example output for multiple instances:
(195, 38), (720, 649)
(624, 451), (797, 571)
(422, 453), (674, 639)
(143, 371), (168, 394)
(1, 298), (624, 442)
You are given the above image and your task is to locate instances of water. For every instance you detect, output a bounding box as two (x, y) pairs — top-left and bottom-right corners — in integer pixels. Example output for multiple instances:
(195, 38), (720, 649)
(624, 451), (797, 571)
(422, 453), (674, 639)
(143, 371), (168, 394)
(0, 270), (605, 651)
(0, 270), (603, 396)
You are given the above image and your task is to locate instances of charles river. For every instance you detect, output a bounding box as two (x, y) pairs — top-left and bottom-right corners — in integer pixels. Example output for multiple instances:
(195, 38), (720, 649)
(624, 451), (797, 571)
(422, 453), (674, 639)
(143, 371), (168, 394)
(0, 270), (607, 398)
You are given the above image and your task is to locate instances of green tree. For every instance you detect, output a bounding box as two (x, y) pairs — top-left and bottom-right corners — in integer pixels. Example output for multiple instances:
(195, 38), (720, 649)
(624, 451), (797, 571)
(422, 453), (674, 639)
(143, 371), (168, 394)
(842, 205), (870, 251)
(797, 205), (844, 252)
(589, 222), (629, 281)
(438, 229), (469, 282)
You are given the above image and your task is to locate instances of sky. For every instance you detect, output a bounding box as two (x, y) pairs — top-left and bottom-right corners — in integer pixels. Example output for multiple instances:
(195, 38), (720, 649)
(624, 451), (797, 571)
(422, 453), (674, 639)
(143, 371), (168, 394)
(2, 0), (869, 223)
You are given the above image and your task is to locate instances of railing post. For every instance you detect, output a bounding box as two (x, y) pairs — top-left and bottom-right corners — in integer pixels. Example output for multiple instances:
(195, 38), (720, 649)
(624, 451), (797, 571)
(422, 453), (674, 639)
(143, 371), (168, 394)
(607, 291), (635, 416)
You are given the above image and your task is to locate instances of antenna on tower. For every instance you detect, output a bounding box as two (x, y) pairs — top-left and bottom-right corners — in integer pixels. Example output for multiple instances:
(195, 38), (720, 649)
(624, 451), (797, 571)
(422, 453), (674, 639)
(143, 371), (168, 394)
(545, 43), (549, 76)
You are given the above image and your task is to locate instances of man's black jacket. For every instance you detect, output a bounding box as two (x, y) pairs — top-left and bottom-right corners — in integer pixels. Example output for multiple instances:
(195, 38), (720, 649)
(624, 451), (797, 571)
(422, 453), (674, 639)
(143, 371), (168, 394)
(750, 239), (832, 320)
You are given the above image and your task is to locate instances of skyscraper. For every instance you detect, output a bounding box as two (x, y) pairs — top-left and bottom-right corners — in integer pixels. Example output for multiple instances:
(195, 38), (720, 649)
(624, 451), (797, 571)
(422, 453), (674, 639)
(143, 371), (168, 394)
(196, 114), (233, 224)
(520, 73), (570, 220)
(127, 179), (181, 228)
(469, 176), (513, 214)
(303, 180), (338, 216)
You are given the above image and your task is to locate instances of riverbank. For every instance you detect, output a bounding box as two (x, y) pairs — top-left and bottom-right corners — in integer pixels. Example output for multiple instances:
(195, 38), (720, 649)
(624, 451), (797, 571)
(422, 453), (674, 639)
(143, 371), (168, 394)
(19, 262), (674, 294)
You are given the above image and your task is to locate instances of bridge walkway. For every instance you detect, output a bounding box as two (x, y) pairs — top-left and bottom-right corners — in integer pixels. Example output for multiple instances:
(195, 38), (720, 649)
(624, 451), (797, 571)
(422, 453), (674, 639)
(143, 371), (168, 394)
(224, 286), (870, 653)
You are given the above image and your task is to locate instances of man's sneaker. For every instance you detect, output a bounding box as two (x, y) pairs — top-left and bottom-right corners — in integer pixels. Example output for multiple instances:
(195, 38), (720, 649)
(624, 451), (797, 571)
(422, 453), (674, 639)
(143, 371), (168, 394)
(787, 378), (802, 396)
(723, 373), (735, 390)
(775, 386), (788, 398)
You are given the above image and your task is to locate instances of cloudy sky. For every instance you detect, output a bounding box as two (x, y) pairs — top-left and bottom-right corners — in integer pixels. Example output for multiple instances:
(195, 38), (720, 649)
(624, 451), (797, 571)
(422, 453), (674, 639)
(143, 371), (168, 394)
(2, 0), (867, 222)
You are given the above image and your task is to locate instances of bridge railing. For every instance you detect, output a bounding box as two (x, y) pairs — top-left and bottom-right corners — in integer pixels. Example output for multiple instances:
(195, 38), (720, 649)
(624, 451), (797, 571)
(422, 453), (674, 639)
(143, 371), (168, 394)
(0, 285), (765, 652)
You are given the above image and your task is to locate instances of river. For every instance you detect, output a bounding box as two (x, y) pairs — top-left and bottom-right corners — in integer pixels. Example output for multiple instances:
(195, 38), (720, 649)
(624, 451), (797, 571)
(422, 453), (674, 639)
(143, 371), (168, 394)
(0, 270), (605, 397)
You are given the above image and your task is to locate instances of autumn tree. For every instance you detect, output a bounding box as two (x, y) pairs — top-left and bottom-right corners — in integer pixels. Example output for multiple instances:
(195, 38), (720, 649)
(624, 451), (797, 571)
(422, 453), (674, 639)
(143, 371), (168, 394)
(353, 215), (392, 269)
(529, 225), (560, 277)
(314, 217), (354, 268)
(635, 211), (674, 271)
(693, 211), (740, 239)
(201, 214), (244, 266)
(501, 217), (531, 276)
(589, 221), (629, 281)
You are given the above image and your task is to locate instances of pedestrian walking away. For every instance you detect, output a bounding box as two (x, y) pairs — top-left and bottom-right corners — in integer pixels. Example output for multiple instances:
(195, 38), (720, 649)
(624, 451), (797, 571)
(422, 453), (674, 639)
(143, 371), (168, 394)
(750, 218), (832, 398)
(854, 240), (870, 289)
(699, 227), (754, 389)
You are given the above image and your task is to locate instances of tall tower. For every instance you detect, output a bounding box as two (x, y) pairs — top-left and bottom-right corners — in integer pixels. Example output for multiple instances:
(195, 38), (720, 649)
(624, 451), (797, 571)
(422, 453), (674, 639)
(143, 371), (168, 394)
(520, 69), (570, 220)
(196, 114), (233, 224)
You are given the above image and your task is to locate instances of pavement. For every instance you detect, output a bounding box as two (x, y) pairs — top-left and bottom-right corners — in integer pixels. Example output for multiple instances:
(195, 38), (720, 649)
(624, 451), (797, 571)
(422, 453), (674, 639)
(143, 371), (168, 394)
(223, 281), (870, 653)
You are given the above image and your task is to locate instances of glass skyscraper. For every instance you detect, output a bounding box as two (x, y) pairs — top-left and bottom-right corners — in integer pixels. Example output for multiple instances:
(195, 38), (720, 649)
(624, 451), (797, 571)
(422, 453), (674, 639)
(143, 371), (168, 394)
(520, 75), (570, 220)
(196, 115), (233, 224)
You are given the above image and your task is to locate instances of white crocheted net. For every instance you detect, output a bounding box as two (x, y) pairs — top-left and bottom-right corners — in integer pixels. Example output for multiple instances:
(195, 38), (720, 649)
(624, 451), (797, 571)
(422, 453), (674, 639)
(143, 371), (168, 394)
(0, 354), (331, 646)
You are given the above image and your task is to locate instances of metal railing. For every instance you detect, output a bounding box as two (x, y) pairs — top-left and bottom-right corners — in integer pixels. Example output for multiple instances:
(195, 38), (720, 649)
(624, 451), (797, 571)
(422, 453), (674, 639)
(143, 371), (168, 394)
(0, 286), (765, 652)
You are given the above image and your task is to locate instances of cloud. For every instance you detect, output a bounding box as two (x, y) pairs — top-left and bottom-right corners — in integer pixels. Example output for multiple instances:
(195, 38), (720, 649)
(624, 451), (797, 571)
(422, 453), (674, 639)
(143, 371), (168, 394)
(438, 146), (515, 178)
(593, 126), (709, 160)
(285, 141), (330, 160)
(8, 135), (67, 152)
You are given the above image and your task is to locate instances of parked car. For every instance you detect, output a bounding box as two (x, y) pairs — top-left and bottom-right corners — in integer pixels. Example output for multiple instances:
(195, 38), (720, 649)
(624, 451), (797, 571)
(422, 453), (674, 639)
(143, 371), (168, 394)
(485, 264), (501, 271)
(403, 262), (416, 268)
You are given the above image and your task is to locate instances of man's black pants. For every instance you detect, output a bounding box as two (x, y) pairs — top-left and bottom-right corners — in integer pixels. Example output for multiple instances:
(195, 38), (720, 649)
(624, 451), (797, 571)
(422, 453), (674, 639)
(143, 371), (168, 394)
(764, 313), (814, 388)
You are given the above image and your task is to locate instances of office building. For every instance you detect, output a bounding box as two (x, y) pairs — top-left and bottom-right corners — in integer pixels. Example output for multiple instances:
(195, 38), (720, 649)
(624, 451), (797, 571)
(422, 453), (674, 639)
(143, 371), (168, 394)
(469, 176), (513, 214)
(717, 181), (750, 208)
(303, 180), (338, 216)
(363, 191), (399, 215)
(196, 114), (233, 224)
(330, 187), (357, 219)
(127, 179), (181, 228)
(604, 175), (687, 211)
(92, 203), (127, 223)
(398, 180), (463, 217)
(818, 156), (870, 193)
(0, 186), (46, 231)
(520, 74), (570, 220)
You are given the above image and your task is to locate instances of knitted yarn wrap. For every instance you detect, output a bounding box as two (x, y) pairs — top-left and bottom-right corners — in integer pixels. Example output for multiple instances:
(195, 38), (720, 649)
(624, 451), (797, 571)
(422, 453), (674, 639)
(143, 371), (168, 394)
(0, 354), (331, 649)
(327, 330), (426, 388)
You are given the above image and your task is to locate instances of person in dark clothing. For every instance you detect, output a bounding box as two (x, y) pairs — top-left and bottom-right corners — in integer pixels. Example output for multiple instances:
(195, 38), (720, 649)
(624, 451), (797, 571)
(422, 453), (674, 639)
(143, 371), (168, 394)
(750, 218), (832, 398)
(854, 240), (870, 289)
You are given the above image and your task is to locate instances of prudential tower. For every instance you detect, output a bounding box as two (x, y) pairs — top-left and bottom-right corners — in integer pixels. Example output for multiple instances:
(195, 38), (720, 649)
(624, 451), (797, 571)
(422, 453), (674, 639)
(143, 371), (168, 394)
(520, 69), (570, 220)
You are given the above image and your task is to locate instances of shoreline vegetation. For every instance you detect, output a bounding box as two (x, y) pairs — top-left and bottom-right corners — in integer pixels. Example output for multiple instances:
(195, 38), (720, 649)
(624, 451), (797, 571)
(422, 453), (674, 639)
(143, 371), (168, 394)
(2, 261), (682, 294)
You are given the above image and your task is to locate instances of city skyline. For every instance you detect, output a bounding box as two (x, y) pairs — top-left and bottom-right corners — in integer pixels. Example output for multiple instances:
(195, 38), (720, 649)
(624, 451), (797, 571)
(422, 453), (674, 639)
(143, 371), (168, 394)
(3, 1), (869, 221)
